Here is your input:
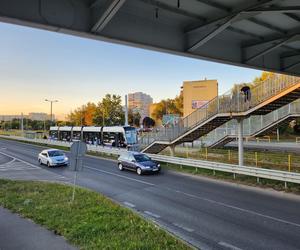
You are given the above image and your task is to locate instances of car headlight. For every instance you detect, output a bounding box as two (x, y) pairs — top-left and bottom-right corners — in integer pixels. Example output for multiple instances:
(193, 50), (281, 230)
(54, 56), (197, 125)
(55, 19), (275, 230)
(157, 164), (160, 167)
(64, 157), (69, 161)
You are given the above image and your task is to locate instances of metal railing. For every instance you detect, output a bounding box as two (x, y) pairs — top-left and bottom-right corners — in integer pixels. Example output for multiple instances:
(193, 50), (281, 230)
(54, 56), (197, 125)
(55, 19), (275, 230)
(2, 135), (300, 186)
(140, 74), (300, 146)
(203, 99), (300, 147)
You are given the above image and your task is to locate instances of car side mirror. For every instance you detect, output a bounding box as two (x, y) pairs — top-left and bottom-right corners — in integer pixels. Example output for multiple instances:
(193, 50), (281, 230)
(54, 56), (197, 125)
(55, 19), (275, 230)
(132, 159), (136, 163)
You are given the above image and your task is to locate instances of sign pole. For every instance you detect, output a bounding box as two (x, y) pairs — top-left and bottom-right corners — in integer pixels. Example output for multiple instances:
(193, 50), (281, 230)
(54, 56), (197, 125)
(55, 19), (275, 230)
(71, 171), (78, 202)
(70, 141), (87, 203)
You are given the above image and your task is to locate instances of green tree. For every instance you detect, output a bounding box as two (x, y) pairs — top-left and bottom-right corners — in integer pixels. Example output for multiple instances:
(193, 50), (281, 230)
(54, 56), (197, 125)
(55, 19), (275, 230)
(93, 94), (125, 126)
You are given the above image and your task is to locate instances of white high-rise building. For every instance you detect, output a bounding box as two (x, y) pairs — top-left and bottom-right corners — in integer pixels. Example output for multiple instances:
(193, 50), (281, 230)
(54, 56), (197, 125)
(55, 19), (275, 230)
(128, 92), (153, 120)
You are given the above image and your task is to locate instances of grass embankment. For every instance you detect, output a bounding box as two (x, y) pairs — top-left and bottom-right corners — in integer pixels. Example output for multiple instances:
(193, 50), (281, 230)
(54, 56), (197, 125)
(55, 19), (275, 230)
(0, 180), (191, 250)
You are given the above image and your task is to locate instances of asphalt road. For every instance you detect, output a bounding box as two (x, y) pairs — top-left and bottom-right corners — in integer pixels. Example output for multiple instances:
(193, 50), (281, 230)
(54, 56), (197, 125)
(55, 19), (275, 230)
(1, 139), (300, 250)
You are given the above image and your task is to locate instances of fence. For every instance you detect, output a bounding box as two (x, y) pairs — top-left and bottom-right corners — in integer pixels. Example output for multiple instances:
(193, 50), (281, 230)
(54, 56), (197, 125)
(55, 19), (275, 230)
(1, 135), (300, 186)
(162, 147), (300, 173)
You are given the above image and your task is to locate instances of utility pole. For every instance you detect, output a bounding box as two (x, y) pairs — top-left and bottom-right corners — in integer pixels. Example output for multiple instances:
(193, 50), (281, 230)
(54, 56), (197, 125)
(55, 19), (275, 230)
(45, 99), (58, 124)
(20, 113), (24, 135)
(125, 95), (128, 126)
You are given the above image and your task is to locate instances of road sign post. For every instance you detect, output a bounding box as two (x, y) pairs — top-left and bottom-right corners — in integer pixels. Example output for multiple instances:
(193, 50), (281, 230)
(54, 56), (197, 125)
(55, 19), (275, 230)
(70, 141), (87, 202)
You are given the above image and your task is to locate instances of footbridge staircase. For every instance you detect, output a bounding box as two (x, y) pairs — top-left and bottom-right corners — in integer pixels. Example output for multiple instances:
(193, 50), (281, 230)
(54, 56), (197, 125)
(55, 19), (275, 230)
(203, 99), (300, 148)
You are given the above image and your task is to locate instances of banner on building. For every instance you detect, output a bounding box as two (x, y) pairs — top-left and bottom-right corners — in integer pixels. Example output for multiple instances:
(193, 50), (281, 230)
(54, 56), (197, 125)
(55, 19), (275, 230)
(191, 100), (208, 109)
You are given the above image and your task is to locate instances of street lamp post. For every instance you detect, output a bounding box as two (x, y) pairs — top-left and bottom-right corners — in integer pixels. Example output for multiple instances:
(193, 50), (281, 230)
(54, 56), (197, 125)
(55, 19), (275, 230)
(45, 99), (58, 123)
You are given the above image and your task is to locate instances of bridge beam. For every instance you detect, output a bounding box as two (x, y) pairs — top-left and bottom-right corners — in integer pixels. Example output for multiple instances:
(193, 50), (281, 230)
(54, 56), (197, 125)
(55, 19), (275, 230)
(91, 0), (126, 33)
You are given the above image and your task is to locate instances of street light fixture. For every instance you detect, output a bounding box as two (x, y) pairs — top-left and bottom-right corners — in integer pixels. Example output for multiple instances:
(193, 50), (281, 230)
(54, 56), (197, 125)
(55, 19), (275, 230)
(45, 99), (58, 122)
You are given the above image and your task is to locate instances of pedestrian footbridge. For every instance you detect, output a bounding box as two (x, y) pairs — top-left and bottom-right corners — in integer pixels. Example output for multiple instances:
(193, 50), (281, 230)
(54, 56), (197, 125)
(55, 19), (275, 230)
(140, 75), (300, 154)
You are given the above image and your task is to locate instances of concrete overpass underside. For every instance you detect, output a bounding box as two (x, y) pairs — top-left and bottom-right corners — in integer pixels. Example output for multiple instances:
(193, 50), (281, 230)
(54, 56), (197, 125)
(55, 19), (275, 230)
(0, 0), (300, 75)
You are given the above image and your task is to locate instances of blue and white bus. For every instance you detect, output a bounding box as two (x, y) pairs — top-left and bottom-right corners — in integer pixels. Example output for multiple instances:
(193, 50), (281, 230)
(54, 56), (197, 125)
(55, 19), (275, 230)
(49, 126), (138, 148)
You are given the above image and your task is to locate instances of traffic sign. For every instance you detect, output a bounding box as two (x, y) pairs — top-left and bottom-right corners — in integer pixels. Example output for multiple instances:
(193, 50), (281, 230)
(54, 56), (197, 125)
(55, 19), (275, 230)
(70, 141), (87, 171)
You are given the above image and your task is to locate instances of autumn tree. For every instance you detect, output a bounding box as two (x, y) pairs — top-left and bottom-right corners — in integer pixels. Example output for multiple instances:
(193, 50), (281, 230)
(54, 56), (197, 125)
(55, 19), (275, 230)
(151, 93), (183, 122)
(128, 109), (141, 127)
(67, 102), (96, 126)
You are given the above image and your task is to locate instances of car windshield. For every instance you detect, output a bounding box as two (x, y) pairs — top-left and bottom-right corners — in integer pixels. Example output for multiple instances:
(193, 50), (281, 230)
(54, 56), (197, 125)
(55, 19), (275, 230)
(134, 154), (151, 162)
(48, 151), (64, 157)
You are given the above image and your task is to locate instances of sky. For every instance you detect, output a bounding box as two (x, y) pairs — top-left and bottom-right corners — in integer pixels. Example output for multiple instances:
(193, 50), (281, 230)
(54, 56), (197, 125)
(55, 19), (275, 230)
(0, 22), (262, 120)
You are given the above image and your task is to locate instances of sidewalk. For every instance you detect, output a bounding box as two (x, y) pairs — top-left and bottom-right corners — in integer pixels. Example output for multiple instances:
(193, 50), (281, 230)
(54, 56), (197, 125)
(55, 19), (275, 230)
(0, 207), (76, 250)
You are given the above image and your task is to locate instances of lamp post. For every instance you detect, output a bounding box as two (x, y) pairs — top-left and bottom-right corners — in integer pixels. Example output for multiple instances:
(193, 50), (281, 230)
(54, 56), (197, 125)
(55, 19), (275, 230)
(45, 99), (58, 123)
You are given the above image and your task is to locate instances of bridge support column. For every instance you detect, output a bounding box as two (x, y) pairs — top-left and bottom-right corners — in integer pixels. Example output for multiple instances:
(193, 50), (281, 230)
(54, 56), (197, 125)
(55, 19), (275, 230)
(237, 118), (244, 167)
(169, 145), (176, 157)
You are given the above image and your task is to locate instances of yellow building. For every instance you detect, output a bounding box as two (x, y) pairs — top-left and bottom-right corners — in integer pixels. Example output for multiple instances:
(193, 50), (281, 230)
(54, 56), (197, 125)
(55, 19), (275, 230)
(182, 79), (218, 117)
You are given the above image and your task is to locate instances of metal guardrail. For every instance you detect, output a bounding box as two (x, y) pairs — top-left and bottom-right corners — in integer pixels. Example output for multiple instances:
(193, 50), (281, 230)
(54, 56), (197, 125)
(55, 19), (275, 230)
(1, 135), (300, 186)
(148, 154), (300, 185)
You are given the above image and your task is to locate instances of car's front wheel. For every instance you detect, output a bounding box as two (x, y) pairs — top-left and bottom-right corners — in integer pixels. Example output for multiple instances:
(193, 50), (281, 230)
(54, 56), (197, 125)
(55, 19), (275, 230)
(47, 161), (51, 168)
(136, 167), (142, 175)
(38, 159), (42, 165)
(118, 163), (123, 171)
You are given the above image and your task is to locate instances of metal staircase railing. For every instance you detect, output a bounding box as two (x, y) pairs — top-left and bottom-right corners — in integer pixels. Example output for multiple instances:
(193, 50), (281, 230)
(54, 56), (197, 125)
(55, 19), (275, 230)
(202, 99), (300, 147)
(139, 74), (300, 148)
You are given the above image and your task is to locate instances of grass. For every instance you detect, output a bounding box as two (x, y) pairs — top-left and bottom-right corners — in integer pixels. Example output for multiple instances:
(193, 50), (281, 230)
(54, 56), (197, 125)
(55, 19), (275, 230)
(0, 179), (191, 250)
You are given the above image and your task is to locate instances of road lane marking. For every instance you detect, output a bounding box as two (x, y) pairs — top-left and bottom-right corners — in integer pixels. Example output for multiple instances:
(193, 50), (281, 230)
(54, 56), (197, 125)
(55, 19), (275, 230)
(0, 157), (16, 166)
(123, 201), (136, 208)
(172, 223), (194, 233)
(0, 151), (66, 179)
(144, 211), (161, 218)
(218, 241), (243, 250)
(85, 166), (155, 186)
(0, 151), (40, 169)
(172, 189), (300, 229)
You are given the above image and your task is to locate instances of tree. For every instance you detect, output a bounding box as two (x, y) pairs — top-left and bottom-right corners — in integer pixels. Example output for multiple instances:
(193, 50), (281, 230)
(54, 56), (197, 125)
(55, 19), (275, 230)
(128, 109), (141, 127)
(143, 116), (155, 128)
(67, 102), (96, 126)
(151, 93), (183, 122)
(93, 94), (125, 126)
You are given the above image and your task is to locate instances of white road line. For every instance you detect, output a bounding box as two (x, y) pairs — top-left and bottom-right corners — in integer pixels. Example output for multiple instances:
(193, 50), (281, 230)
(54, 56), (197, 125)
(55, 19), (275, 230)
(172, 189), (300, 229)
(0, 151), (39, 169)
(144, 211), (161, 218)
(85, 166), (155, 186)
(0, 158), (16, 166)
(172, 223), (194, 233)
(218, 241), (243, 250)
(123, 201), (136, 208)
(0, 151), (66, 179)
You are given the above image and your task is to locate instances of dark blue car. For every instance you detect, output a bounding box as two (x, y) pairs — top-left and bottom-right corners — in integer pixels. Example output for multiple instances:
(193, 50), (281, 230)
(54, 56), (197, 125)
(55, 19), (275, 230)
(117, 152), (161, 175)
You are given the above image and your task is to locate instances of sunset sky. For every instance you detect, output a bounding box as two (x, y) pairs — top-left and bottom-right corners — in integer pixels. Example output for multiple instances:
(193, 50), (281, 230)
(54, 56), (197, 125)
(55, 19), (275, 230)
(0, 22), (262, 120)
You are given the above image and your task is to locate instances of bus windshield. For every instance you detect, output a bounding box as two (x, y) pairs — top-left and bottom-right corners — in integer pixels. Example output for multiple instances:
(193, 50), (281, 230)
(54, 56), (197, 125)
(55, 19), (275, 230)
(124, 127), (137, 145)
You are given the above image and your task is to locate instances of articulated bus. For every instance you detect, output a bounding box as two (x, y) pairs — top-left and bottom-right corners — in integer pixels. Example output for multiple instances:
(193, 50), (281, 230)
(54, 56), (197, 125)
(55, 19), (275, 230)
(49, 126), (138, 148)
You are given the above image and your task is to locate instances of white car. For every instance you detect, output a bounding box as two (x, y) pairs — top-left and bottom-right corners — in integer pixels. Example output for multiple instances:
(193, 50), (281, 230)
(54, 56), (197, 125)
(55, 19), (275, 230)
(38, 149), (69, 167)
